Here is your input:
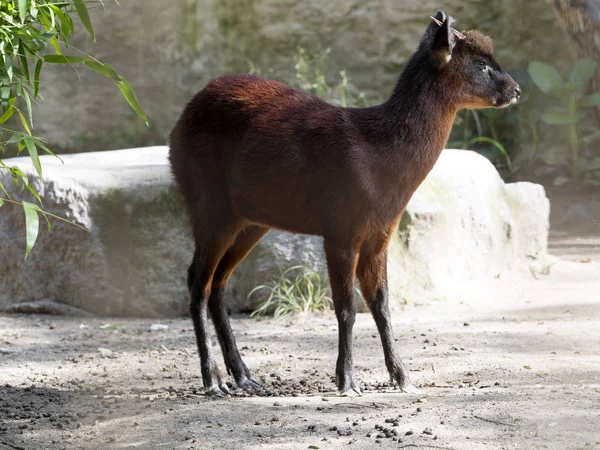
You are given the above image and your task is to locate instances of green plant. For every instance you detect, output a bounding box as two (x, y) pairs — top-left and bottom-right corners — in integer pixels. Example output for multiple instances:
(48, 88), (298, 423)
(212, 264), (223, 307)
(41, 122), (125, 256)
(0, 0), (147, 257)
(291, 47), (370, 108)
(448, 109), (513, 172)
(249, 265), (332, 318)
(528, 59), (600, 184)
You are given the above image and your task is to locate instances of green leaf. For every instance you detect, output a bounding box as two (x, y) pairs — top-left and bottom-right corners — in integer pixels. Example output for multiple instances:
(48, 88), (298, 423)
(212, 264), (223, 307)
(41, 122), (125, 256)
(4, 55), (13, 82)
(18, 0), (28, 23)
(1, 85), (11, 110)
(541, 111), (575, 125)
(44, 55), (90, 64)
(0, 98), (16, 124)
(528, 61), (562, 94)
(583, 92), (600, 107)
(115, 77), (148, 125)
(7, 133), (21, 145)
(73, 0), (95, 42)
(469, 136), (513, 172)
(0, 186), (9, 201)
(84, 61), (120, 81)
(18, 110), (32, 135)
(581, 157), (600, 172)
(33, 58), (42, 97)
(0, 198), (4, 208)
(25, 183), (41, 204)
(569, 59), (597, 87)
(19, 47), (30, 83)
(50, 37), (62, 56)
(25, 139), (42, 177)
(24, 89), (33, 127)
(36, 140), (59, 158)
(553, 175), (570, 186)
(22, 201), (40, 260)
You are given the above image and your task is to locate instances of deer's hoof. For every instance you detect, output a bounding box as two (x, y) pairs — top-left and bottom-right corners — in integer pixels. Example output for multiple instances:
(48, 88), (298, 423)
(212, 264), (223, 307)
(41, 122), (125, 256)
(205, 383), (231, 397)
(237, 376), (263, 394)
(340, 386), (363, 397)
(400, 383), (421, 394)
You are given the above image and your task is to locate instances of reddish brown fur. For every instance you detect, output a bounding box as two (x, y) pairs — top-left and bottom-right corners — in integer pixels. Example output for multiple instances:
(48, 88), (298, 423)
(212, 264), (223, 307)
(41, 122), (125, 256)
(169, 11), (520, 396)
(464, 30), (494, 55)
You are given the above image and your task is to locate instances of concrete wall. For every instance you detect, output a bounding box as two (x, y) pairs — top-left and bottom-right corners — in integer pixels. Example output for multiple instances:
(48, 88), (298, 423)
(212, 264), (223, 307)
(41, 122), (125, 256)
(31, 0), (569, 151)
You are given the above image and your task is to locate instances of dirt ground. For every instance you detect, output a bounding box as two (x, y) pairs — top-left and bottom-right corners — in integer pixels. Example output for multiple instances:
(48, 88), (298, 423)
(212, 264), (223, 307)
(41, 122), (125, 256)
(1, 190), (599, 450)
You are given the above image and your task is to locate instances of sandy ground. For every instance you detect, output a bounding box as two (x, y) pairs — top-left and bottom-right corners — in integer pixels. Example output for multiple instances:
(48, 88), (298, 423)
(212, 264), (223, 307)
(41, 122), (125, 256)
(1, 192), (600, 450)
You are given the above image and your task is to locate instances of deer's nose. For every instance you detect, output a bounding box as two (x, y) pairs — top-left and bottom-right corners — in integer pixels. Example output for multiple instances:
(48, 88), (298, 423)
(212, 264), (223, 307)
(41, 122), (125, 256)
(511, 85), (521, 104)
(515, 86), (521, 97)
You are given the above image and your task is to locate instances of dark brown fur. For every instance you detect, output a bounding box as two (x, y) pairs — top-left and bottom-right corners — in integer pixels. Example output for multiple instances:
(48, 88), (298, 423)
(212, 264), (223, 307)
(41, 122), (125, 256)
(169, 11), (520, 396)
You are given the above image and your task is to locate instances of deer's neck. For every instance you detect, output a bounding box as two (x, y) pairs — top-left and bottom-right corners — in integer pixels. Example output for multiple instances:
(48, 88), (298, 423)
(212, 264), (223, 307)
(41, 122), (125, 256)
(351, 65), (458, 213)
(382, 68), (458, 165)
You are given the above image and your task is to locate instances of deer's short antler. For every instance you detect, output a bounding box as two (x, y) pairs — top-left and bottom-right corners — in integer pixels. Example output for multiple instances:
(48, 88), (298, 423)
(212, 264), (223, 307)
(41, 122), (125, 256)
(430, 16), (466, 40)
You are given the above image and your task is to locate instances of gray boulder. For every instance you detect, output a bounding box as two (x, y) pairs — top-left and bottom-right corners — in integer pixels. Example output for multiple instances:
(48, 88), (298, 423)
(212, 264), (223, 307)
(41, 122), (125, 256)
(0, 147), (193, 317)
(0, 147), (550, 316)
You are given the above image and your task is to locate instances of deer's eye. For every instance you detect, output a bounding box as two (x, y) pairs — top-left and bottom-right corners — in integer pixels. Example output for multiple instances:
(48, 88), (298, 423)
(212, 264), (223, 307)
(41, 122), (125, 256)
(480, 64), (492, 78)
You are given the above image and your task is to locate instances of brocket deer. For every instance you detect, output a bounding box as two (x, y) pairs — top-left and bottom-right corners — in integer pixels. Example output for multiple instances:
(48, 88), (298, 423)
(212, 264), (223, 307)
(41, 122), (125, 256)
(169, 10), (520, 396)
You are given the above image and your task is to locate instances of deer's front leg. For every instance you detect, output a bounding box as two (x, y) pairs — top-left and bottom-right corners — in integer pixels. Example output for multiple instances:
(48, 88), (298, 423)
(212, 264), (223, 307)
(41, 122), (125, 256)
(324, 240), (361, 396)
(356, 239), (419, 393)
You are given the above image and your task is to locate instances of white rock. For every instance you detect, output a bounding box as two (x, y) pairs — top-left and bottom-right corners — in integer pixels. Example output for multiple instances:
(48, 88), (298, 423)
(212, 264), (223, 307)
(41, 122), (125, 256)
(386, 150), (550, 307)
(0, 147), (192, 317)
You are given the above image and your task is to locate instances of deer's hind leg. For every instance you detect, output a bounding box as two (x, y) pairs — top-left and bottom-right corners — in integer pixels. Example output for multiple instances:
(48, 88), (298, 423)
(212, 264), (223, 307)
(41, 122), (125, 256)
(187, 202), (243, 396)
(208, 225), (269, 392)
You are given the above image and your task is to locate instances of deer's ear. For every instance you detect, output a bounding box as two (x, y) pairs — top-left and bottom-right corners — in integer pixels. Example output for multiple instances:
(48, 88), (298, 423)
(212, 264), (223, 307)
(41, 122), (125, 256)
(422, 10), (447, 44)
(432, 10), (447, 23)
(432, 14), (457, 66)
